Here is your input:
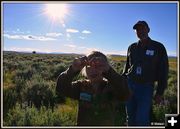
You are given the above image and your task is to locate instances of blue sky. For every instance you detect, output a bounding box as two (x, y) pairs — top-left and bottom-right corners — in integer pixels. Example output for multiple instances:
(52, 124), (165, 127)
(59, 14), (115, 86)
(2, 1), (178, 56)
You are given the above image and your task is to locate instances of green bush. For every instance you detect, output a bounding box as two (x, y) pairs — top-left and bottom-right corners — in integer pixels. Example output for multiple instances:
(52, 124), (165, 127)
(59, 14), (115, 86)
(49, 63), (67, 80)
(3, 86), (17, 118)
(4, 103), (77, 126)
(152, 104), (169, 123)
(24, 74), (56, 109)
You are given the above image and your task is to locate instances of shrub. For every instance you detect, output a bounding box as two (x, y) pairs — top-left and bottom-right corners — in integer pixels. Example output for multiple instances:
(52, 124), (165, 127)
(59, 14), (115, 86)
(3, 86), (17, 118)
(50, 64), (67, 80)
(24, 74), (56, 109)
(4, 103), (76, 126)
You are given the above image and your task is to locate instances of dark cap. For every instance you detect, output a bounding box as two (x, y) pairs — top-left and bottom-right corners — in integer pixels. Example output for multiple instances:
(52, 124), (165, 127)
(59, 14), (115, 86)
(133, 21), (150, 32)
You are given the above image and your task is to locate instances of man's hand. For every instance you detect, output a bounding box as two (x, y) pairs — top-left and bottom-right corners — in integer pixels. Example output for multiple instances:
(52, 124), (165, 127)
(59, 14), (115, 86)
(72, 56), (88, 72)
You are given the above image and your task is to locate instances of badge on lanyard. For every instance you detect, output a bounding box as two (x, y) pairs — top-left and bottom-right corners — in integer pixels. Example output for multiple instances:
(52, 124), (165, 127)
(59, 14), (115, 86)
(80, 92), (92, 102)
(136, 66), (142, 75)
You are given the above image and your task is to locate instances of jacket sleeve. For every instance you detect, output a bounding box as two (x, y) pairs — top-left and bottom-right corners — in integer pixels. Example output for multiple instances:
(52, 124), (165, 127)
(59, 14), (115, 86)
(122, 46), (131, 76)
(56, 65), (81, 100)
(156, 44), (169, 96)
(103, 67), (131, 101)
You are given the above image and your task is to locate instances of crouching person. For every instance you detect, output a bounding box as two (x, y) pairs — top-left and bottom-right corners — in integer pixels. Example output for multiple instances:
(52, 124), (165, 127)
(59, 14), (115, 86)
(56, 51), (131, 126)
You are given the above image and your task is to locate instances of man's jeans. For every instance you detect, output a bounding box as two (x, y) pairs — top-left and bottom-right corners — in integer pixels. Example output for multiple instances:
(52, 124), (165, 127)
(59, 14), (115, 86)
(126, 78), (154, 126)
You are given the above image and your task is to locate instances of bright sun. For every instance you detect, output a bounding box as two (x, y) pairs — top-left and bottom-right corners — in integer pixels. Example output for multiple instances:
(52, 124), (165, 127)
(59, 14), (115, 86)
(45, 4), (68, 21)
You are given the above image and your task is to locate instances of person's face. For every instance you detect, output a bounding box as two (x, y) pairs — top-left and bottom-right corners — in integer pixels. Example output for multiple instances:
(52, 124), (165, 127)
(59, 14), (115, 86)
(85, 57), (105, 82)
(86, 66), (103, 82)
(135, 25), (149, 40)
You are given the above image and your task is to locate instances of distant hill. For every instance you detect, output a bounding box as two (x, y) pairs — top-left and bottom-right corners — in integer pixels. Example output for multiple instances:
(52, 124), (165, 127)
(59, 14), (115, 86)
(107, 54), (126, 57)
(168, 56), (177, 58)
(3, 51), (177, 59)
(108, 53), (177, 59)
(3, 51), (85, 56)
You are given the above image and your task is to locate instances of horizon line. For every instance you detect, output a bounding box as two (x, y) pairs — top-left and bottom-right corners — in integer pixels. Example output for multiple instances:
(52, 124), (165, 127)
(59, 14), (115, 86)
(3, 50), (178, 57)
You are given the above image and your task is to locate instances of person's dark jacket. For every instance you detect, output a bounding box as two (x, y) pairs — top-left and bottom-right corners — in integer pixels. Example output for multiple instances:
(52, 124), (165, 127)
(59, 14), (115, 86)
(122, 37), (169, 96)
(56, 65), (131, 125)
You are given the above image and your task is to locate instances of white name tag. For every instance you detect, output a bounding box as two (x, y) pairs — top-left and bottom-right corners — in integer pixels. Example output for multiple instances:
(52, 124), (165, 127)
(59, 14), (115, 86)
(146, 50), (154, 56)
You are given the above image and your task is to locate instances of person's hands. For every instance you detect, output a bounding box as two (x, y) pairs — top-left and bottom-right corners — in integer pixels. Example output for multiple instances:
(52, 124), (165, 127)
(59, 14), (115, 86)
(154, 94), (163, 105)
(72, 56), (88, 72)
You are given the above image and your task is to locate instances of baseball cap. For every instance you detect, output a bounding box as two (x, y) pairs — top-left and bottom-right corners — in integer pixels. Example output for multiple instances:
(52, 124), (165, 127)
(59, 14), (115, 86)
(133, 21), (150, 32)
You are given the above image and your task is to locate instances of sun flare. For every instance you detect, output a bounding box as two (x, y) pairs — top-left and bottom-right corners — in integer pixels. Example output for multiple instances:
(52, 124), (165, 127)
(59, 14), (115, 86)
(45, 4), (68, 21)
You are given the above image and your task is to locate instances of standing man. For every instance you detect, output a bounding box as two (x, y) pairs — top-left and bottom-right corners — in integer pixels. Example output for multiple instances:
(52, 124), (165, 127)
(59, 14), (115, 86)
(122, 20), (169, 126)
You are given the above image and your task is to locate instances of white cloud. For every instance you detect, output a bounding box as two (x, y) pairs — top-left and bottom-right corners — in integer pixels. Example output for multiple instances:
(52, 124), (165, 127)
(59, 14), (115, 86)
(64, 44), (76, 48)
(3, 34), (56, 41)
(66, 28), (79, 33)
(79, 46), (86, 49)
(3, 29), (29, 34)
(66, 33), (71, 38)
(72, 46), (127, 55)
(60, 44), (99, 54)
(30, 35), (56, 41)
(3, 34), (22, 39)
(11, 29), (25, 34)
(63, 44), (98, 53)
(167, 51), (177, 56)
(85, 48), (99, 54)
(46, 32), (63, 37)
(79, 36), (85, 39)
(82, 30), (91, 34)
(103, 50), (127, 56)
(62, 23), (66, 28)
(60, 20), (66, 28)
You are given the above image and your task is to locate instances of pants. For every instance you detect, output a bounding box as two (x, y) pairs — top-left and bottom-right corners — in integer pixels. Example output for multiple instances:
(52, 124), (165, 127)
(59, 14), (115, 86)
(126, 78), (154, 126)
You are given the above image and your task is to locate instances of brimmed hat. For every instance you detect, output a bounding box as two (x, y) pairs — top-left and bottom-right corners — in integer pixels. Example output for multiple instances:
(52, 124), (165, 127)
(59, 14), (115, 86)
(133, 21), (150, 32)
